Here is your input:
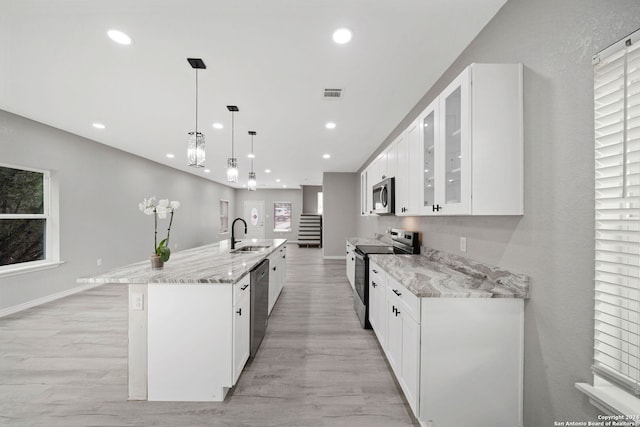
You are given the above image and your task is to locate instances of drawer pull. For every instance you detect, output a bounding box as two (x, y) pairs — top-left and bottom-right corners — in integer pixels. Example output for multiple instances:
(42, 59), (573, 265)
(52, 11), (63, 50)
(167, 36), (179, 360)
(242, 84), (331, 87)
(371, 281), (377, 288)
(392, 289), (401, 296)
(241, 284), (249, 291)
(372, 269), (378, 274)
(236, 308), (242, 316)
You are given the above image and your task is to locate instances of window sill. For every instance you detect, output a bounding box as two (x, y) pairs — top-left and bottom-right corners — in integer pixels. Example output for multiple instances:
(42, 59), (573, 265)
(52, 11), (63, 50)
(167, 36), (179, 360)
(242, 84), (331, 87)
(0, 260), (64, 279)
(576, 382), (640, 422)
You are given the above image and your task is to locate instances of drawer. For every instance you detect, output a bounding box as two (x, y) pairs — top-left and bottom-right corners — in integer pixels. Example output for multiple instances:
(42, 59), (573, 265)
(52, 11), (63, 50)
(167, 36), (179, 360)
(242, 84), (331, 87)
(386, 275), (420, 323)
(234, 277), (251, 305)
(369, 261), (386, 288)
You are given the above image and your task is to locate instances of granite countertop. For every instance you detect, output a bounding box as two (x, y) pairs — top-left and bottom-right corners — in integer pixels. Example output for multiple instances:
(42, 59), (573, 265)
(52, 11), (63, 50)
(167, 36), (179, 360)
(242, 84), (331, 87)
(369, 248), (529, 299)
(347, 233), (394, 247)
(77, 239), (287, 285)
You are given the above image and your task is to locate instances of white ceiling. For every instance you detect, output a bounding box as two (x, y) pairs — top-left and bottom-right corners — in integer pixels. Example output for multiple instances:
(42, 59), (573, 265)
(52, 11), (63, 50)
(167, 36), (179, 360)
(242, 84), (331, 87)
(0, 0), (507, 189)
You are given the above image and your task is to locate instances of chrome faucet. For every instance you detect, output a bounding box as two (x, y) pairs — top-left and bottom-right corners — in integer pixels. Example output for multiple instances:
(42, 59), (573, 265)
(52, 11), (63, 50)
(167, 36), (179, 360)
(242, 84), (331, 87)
(231, 217), (248, 249)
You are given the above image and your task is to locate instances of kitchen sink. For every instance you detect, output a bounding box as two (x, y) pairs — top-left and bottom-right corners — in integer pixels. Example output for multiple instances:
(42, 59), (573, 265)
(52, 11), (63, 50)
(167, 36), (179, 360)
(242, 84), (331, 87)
(231, 245), (271, 253)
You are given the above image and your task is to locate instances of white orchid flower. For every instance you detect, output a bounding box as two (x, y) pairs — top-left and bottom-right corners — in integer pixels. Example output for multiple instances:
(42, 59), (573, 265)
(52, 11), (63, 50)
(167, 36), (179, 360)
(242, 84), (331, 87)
(156, 206), (168, 219)
(170, 201), (180, 210)
(143, 207), (155, 216)
(158, 199), (169, 208)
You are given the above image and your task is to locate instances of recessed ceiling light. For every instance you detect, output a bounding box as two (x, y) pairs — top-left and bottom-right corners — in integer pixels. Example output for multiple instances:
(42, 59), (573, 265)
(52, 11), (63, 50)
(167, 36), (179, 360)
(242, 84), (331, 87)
(333, 27), (352, 44)
(323, 154), (331, 159)
(265, 169), (271, 173)
(92, 123), (105, 129)
(276, 179), (281, 183)
(166, 153), (175, 159)
(107, 29), (132, 45)
(213, 123), (223, 129)
(204, 169), (211, 173)
(325, 122), (336, 129)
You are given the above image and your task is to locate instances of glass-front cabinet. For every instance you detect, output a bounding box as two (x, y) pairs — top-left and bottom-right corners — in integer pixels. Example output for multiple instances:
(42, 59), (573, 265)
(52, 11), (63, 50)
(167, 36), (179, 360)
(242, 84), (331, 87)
(438, 68), (471, 215)
(421, 100), (438, 213)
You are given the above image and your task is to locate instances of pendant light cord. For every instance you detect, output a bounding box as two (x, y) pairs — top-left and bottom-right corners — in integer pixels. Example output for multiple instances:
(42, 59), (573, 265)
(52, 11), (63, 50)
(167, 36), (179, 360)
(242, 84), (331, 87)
(251, 134), (254, 171)
(231, 112), (235, 157)
(195, 69), (198, 135)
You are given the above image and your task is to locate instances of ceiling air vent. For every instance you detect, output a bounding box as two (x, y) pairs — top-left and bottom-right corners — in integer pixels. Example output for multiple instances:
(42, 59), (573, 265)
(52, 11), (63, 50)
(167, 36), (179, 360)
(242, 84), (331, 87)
(323, 88), (343, 99)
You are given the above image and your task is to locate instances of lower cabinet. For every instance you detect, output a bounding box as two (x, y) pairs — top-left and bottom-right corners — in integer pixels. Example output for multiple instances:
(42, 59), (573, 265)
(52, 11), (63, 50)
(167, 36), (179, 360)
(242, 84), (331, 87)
(232, 277), (251, 384)
(368, 261), (386, 346)
(346, 241), (356, 290)
(368, 263), (524, 426)
(268, 246), (287, 315)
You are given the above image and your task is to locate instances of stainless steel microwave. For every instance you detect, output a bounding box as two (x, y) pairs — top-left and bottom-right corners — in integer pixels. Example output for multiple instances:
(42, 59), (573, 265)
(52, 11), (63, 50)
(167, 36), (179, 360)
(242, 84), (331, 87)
(372, 177), (395, 215)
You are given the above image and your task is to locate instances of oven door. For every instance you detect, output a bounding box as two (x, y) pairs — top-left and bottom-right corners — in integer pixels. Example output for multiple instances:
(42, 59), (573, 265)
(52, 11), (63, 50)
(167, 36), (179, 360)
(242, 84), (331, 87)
(354, 250), (366, 303)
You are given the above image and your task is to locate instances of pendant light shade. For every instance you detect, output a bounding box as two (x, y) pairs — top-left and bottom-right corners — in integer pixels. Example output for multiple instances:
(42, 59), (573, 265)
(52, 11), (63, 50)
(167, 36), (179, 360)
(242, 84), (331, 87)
(247, 131), (257, 191)
(187, 58), (206, 167)
(226, 105), (239, 182)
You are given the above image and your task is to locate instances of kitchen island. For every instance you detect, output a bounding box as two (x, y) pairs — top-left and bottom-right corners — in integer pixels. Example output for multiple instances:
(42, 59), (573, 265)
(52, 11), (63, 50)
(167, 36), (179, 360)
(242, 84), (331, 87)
(78, 239), (287, 402)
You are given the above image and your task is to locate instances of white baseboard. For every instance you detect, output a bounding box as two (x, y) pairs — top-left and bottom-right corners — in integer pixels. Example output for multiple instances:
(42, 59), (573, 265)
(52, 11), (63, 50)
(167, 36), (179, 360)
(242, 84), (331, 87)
(323, 255), (346, 260)
(0, 282), (103, 318)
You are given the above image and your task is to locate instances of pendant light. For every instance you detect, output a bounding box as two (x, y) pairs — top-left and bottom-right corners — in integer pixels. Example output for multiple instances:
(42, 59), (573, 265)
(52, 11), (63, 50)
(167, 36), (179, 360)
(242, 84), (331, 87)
(187, 58), (206, 167)
(247, 131), (257, 191)
(226, 105), (239, 182)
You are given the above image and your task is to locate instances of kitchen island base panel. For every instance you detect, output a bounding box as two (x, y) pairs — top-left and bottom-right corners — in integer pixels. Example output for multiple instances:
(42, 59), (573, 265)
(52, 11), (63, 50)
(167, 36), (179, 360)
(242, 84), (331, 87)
(128, 284), (148, 400)
(145, 284), (234, 402)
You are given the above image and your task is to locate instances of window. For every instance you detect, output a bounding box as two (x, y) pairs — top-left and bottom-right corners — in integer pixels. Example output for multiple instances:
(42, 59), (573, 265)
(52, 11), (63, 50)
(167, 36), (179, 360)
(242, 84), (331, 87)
(273, 202), (292, 232)
(576, 29), (640, 414)
(0, 164), (60, 275)
(220, 200), (229, 234)
(317, 192), (323, 214)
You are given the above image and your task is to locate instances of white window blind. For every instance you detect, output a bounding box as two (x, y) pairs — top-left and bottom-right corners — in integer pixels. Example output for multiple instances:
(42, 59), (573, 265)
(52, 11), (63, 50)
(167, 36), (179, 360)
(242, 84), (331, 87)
(593, 31), (640, 396)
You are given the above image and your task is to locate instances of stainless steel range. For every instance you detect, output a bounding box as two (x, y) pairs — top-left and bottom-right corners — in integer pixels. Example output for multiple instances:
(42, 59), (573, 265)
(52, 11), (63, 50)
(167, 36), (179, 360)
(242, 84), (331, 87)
(353, 229), (420, 329)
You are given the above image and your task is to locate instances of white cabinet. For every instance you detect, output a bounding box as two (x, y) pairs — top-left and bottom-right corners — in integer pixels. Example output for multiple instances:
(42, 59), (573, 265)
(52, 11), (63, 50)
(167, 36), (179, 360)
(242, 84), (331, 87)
(360, 170), (369, 216)
(396, 119), (422, 215)
(368, 263), (524, 425)
(268, 246), (286, 315)
(385, 276), (421, 414)
(346, 241), (356, 289)
(232, 277), (251, 383)
(420, 63), (523, 216)
(368, 261), (386, 346)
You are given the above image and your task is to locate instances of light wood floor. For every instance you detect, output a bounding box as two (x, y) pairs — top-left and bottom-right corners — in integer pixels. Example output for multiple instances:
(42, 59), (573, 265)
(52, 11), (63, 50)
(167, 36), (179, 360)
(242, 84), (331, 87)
(0, 245), (417, 426)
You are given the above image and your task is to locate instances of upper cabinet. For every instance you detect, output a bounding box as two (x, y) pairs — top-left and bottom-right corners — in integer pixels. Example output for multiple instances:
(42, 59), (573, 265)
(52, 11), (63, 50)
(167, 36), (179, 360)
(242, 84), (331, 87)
(360, 63), (523, 217)
(422, 64), (523, 216)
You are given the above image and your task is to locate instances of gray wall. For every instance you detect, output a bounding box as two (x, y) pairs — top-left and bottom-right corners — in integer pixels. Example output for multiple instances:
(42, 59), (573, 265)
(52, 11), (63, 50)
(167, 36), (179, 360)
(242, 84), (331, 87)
(0, 109), (235, 313)
(356, 0), (640, 425)
(302, 185), (322, 214)
(233, 188), (302, 241)
(323, 172), (357, 257)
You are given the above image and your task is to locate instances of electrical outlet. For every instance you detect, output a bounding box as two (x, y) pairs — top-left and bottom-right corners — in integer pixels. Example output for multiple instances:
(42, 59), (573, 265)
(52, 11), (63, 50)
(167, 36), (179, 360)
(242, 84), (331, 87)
(459, 237), (467, 253)
(96, 258), (102, 267)
(131, 293), (144, 311)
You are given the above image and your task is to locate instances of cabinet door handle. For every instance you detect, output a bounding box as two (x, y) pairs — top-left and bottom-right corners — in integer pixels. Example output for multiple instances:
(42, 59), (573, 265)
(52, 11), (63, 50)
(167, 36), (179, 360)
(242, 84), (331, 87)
(241, 284), (249, 291)
(351, 258), (354, 261)
(273, 266), (277, 271)
(371, 281), (377, 288)
(432, 204), (442, 212)
(392, 289), (401, 296)
(372, 269), (378, 274)
(282, 255), (286, 259)
(236, 308), (242, 316)
(395, 308), (400, 317)
(392, 305), (397, 314)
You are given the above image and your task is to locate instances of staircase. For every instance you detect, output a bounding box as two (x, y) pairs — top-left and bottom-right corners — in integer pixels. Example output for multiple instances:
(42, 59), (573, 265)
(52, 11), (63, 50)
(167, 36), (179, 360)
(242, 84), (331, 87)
(297, 214), (322, 247)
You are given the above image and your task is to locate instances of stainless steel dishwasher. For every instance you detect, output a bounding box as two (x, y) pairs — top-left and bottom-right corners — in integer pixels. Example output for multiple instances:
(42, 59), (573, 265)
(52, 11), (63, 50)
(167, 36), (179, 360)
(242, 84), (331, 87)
(250, 259), (269, 357)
